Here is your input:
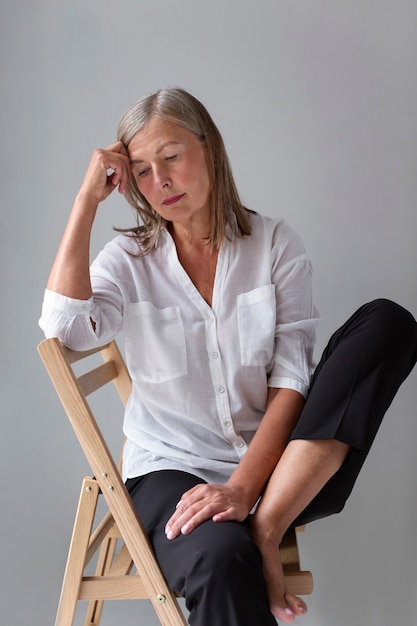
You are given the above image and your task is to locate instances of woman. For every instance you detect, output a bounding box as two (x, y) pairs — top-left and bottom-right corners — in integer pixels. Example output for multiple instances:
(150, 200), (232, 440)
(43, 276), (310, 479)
(40, 87), (417, 625)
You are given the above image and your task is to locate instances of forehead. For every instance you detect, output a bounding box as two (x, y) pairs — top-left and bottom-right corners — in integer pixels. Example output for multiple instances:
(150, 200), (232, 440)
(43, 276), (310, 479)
(128, 118), (195, 159)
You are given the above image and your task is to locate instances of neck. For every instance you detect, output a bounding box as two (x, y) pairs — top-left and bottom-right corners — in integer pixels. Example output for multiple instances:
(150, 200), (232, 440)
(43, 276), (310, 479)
(169, 221), (213, 252)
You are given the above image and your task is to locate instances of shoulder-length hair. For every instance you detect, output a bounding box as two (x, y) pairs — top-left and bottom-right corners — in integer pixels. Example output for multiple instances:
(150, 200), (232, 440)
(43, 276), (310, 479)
(116, 87), (251, 254)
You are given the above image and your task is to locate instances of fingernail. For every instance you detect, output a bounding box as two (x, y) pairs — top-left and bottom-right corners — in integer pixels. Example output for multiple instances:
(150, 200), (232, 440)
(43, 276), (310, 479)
(285, 608), (295, 615)
(166, 529), (174, 540)
(181, 524), (190, 535)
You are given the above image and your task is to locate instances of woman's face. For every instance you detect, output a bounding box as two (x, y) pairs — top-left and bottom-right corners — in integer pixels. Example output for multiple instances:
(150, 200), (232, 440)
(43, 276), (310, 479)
(128, 117), (212, 230)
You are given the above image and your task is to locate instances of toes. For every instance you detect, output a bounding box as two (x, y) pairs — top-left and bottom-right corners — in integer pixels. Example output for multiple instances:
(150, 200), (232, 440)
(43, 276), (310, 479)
(285, 592), (308, 616)
(270, 605), (296, 624)
(270, 594), (307, 623)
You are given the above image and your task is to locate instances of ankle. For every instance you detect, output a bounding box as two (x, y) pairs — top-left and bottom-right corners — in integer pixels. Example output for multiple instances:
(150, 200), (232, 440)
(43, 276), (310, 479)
(251, 514), (286, 548)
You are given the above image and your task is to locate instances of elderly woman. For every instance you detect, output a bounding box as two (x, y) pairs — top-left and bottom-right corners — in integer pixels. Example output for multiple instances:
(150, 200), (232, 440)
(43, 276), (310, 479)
(40, 88), (417, 626)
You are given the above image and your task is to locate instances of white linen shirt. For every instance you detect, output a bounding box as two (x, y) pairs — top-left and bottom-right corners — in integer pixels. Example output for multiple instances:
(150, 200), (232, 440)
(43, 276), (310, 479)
(40, 212), (320, 484)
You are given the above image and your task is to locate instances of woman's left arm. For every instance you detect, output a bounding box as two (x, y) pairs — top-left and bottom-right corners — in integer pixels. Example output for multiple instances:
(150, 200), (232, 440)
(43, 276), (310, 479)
(165, 386), (305, 539)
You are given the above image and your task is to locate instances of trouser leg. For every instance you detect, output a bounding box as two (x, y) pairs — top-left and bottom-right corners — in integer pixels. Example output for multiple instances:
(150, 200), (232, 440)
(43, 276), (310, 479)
(126, 470), (277, 626)
(291, 298), (417, 526)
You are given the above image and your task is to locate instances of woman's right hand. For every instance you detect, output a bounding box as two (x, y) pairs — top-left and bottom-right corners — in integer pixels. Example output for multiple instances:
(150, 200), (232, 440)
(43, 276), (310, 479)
(46, 141), (132, 299)
(78, 141), (132, 204)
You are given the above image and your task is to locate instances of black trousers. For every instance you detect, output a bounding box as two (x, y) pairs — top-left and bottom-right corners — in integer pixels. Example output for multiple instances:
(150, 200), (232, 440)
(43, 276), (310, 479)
(126, 299), (417, 626)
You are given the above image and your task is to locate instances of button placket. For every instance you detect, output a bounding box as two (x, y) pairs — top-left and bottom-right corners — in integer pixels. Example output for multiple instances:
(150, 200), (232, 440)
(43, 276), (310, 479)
(205, 314), (234, 439)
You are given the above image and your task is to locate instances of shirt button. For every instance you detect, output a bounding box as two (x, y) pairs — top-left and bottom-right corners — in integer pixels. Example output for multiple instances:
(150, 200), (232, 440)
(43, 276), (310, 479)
(238, 441), (245, 448)
(81, 303), (90, 311)
(208, 317), (215, 324)
(212, 352), (219, 359)
(224, 420), (232, 428)
(218, 386), (225, 393)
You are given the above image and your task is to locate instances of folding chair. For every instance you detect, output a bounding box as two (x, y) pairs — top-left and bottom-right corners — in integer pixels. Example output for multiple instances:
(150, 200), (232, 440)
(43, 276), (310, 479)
(38, 337), (313, 626)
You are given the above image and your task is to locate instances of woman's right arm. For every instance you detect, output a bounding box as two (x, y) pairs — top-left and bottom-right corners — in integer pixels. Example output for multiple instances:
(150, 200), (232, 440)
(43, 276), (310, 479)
(47, 141), (131, 300)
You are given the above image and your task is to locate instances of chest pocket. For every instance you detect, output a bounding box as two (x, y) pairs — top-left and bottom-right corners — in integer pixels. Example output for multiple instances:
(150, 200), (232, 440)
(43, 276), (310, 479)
(125, 301), (188, 383)
(237, 285), (276, 367)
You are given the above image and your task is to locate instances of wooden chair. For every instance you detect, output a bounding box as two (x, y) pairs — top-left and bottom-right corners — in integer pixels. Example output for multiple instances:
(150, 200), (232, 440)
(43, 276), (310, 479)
(38, 337), (313, 626)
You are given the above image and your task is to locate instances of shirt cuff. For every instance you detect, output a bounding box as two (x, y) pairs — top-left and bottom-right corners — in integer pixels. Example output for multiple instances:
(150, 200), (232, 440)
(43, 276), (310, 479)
(43, 288), (94, 315)
(267, 376), (309, 398)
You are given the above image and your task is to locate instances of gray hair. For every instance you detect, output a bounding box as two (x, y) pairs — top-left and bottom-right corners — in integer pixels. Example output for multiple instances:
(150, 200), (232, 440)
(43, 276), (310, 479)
(116, 87), (251, 254)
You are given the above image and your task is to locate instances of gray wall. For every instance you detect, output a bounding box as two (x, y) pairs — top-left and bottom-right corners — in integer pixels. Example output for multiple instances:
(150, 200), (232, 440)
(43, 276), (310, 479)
(2, 1), (416, 624)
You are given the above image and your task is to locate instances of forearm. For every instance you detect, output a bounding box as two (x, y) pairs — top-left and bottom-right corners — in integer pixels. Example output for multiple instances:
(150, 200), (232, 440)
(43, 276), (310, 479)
(226, 387), (305, 510)
(47, 142), (131, 300)
(165, 387), (306, 538)
(47, 192), (98, 300)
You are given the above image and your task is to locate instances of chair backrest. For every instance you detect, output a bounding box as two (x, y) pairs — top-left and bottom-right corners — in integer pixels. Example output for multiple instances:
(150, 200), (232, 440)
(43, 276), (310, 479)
(39, 339), (131, 471)
(38, 337), (188, 626)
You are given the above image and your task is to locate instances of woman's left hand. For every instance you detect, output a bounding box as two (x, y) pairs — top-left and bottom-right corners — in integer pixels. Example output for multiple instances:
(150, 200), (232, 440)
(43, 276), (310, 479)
(164, 483), (250, 540)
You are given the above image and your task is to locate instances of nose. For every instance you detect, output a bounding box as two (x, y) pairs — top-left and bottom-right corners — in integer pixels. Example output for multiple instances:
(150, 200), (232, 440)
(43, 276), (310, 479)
(153, 163), (170, 188)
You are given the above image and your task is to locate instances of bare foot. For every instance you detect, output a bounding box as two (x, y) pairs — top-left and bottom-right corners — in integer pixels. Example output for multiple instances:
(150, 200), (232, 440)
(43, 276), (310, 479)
(251, 530), (307, 623)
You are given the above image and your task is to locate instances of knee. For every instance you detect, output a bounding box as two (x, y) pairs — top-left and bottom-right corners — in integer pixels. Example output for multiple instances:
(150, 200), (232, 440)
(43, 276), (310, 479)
(365, 299), (417, 350)
(182, 522), (273, 625)
(189, 521), (262, 590)
(201, 522), (260, 577)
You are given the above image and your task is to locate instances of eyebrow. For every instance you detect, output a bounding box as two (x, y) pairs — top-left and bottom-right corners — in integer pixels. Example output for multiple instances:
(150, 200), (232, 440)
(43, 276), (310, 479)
(130, 140), (185, 164)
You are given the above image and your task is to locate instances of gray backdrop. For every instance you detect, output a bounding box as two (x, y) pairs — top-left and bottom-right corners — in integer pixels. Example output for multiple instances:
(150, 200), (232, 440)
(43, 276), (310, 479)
(2, 1), (416, 625)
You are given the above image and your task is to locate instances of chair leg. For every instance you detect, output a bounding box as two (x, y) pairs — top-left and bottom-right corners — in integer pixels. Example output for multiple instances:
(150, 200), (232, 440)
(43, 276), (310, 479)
(83, 533), (119, 626)
(55, 478), (100, 626)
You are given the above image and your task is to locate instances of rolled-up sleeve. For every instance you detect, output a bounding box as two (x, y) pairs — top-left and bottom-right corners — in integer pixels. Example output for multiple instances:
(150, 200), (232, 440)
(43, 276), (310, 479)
(39, 282), (123, 351)
(267, 227), (320, 397)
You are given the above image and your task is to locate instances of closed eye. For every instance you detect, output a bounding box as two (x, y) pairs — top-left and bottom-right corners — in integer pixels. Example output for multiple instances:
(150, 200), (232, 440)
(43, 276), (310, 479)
(137, 168), (150, 178)
(165, 154), (178, 162)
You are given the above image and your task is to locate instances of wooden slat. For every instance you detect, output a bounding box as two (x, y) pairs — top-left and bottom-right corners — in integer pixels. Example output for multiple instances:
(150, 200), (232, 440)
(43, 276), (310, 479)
(77, 360), (117, 397)
(79, 576), (148, 601)
(62, 343), (111, 365)
(284, 571), (313, 595)
(100, 342), (132, 407)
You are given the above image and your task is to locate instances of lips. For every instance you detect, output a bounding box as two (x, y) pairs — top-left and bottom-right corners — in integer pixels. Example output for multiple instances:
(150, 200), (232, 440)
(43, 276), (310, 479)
(162, 194), (185, 206)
